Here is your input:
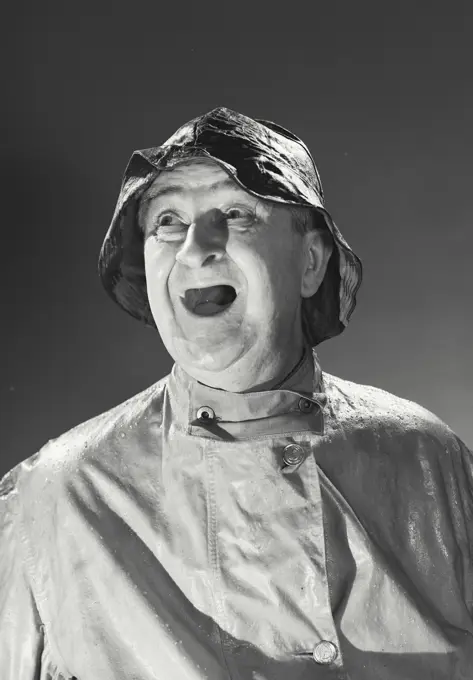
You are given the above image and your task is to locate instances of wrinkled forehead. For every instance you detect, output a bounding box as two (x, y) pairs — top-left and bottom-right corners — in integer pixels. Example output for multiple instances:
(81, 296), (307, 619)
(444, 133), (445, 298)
(142, 158), (246, 203)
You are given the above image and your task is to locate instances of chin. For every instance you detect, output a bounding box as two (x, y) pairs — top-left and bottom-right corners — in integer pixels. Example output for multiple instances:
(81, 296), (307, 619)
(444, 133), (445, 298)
(170, 335), (249, 375)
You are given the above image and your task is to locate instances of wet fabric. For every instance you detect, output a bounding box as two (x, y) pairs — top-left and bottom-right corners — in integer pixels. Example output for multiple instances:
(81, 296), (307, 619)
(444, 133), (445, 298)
(1, 350), (473, 679)
(98, 107), (363, 346)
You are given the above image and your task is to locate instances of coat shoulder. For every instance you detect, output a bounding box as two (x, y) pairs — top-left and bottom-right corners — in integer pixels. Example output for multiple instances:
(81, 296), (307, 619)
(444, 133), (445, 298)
(0, 375), (170, 503)
(321, 371), (459, 445)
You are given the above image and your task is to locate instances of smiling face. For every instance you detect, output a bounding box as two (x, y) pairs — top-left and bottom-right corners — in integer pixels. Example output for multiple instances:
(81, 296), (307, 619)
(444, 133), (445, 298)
(140, 159), (332, 392)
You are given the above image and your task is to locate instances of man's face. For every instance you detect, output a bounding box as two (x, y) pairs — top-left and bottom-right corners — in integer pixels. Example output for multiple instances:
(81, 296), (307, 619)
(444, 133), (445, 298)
(141, 159), (315, 382)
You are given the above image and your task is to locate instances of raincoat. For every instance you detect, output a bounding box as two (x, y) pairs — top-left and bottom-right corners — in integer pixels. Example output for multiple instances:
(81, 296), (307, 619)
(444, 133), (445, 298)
(1, 346), (473, 679)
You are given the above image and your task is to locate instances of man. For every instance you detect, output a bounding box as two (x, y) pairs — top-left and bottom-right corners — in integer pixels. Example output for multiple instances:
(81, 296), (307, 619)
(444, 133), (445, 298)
(1, 107), (472, 679)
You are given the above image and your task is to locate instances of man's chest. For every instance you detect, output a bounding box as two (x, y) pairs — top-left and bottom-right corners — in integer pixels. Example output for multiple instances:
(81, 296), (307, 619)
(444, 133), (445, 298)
(31, 432), (473, 679)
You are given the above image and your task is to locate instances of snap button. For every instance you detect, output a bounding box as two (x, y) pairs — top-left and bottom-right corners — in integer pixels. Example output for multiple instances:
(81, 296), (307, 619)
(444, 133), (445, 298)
(282, 444), (304, 466)
(298, 397), (315, 413)
(196, 406), (215, 422)
(312, 640), (338, 664)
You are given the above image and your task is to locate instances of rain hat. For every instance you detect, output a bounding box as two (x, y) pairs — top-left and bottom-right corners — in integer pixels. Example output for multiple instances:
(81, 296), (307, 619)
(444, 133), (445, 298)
(98, 107), (362, 346)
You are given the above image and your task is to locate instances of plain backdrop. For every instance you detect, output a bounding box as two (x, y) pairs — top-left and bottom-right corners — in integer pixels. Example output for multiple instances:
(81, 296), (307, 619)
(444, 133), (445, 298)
(1, 1), (472, 476)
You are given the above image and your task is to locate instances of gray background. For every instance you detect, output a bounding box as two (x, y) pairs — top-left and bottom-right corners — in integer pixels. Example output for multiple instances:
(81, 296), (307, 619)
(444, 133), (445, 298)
(2, 1), (472, 476)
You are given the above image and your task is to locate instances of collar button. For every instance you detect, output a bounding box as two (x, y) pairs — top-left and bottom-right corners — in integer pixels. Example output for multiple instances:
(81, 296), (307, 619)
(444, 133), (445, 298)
(312, 640), (338, 664)
(282, 444), (304, 466)
(298, 397), (315, 413)
(196, 406), (215, 422)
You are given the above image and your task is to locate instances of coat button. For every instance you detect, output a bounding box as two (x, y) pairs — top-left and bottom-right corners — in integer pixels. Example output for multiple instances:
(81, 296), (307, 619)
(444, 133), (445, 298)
(312, 640), (338, 664)
(282, 444), (304, 466)
(298, 397), (315, 413)
(196, 406), (215, 422)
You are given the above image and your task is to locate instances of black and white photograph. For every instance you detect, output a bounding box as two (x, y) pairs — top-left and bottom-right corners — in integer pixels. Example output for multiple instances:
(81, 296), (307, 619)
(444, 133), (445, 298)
(1, 2), (472, 678)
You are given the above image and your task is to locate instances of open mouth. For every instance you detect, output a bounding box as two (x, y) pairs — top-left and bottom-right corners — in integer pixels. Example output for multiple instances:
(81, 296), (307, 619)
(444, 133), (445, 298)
(181, 285), (237, 316)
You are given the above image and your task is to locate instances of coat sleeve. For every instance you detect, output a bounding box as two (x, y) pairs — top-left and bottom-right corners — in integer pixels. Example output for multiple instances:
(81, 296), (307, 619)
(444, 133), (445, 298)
(0, 466), (44, 678)
(450, 436), (473, 617)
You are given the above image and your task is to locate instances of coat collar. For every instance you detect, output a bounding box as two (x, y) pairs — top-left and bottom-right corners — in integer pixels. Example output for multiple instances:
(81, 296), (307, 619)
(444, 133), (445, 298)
(167, 346), (327, 438)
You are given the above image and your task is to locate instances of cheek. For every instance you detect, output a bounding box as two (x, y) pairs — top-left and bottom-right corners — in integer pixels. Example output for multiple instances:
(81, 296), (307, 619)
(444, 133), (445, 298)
(229, 241), (265, 288)
(144, 239), (175, 298)
(231, 249), (277, 316)
(236, 238), (299, 300)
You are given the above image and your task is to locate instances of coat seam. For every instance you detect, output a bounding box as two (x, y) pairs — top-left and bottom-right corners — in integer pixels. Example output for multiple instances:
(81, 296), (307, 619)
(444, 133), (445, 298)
(206, 449), (235, 680)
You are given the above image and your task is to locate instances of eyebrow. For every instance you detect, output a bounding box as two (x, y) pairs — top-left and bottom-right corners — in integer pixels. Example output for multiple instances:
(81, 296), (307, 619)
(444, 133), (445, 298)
(142, 177), (242, 203)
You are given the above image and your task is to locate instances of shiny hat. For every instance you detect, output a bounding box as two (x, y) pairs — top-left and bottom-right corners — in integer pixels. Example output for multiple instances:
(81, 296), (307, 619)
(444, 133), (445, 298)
(98, 106), (362, 346)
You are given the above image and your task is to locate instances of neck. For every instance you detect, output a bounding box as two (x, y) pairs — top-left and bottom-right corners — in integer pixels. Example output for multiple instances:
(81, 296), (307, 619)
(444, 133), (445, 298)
(196, 343), (308, 394)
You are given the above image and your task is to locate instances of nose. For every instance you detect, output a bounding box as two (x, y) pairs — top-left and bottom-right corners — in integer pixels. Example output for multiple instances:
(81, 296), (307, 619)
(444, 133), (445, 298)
(175, 211), (227, 268)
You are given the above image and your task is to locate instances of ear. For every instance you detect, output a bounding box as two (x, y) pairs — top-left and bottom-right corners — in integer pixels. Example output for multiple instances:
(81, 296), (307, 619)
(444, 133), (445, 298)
(300, 229), (334, 298)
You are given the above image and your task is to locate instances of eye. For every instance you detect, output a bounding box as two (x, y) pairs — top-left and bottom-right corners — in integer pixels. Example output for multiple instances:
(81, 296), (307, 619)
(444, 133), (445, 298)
(157, 212), (185, 226)
(223, 206), (254, 223)
(226, 208), (244, 219)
